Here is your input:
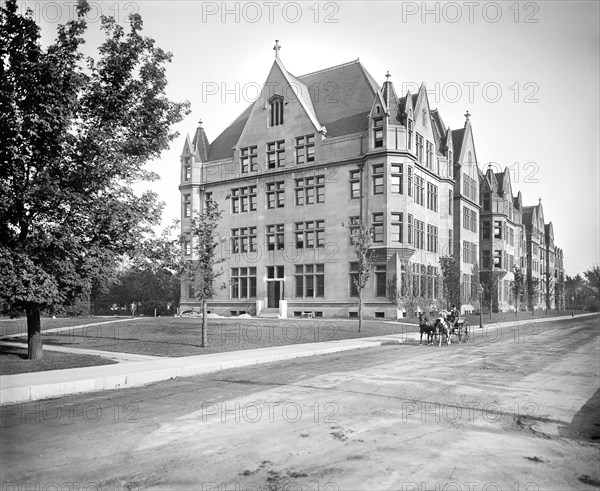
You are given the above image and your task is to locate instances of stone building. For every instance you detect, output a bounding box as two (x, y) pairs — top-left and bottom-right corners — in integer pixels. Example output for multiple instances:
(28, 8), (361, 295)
(479, 167), (527, 312)
(178, 49), (480, 318)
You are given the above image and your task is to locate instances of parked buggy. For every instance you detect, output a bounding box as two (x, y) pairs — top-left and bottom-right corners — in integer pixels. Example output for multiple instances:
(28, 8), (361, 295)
(448, 316), (470, 343)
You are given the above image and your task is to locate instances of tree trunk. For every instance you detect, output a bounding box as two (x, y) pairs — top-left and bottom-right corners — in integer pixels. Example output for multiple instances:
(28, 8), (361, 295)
(201, 300), (207, 347)
(27, 305), (43, 360)
(358, 293), (363, 333)
(515, 297), (518, 317)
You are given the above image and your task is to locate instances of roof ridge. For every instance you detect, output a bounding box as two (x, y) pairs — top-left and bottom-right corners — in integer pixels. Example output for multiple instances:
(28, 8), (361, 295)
(297, 59), (361, 79)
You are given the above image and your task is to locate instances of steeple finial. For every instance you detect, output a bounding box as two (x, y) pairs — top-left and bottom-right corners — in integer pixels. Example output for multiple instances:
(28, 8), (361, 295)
(464, 110), (471, 122)
(538, 197), (542, 205)
(198, 119), (203, 128)
(385, 70), (391, 82)
(273, 40), (281, 58)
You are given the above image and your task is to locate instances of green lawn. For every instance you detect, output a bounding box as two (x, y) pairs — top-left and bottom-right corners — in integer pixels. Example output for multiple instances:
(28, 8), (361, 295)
(9, 317), (419, 358)
(0, 343), (117, 375)
(0, 316), (133, 337)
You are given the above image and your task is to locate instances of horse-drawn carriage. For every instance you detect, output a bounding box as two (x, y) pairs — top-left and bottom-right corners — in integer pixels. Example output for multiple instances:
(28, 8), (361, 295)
(418, 311), (470, 346)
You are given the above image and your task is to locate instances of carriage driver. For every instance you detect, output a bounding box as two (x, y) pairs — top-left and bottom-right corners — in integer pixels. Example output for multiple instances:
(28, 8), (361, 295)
(449, 305), (460, 326)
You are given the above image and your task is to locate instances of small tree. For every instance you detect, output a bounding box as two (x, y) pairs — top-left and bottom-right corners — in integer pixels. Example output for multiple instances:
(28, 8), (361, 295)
(471, 262), (482, 313)
(527, 277), (541, 313)
(439, 256), (461, 310)
(543, 271), (554, 313)
(181, 200), (227, 347)
(388, 260), (420, 317)
(510, 266), (526, 317)
(344, 220), (375, 332)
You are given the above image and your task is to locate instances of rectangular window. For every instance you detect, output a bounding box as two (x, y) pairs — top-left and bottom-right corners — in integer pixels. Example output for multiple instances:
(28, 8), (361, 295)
(408, 119), (413, 150)
(231, 185), (257, 214)
(483, 250), (491, 269)
(448, 189), (453, 215)
(408, 214), (413, 245)
(463, 207), (469, 230)
(295, 175), (325, 205)
(183, 237), (191, 256)
(483, 193), (490, 211)
(426, 182), (438, 212)
(416, 133), (424, 163)
(414, 220), (425, 249)
(266, 181), (285, 209)
(375, 264), (387, 297)
(231, 227), (257, 254)
(372, 213), (384, 243)
(493, 249), (502, 269)
(407, 166), (413, 197)
(470, 209), (477, 233)
(448, 229), (453, 256)
(205, 191), (213, 208)
(509, 228), (515, 246)
(391, 212), (403, 243)
(184, 157), (191, 181)
(426, 140), (433, 168)
(231, 267), (257, 299)
(295, 220), (325, 249)
(349, 170), (361, 199)
(415, 176), (424, 206)
(267, 140), (285, 168)
(183, 193), (191, 218)
(269, 97), (284, 127)
(266, 224), (284, 251)
(372, 164), (384, 195)
(391, 164), (403, 194)
(447, 151), (453, 177)
(427, 224), (438, 253)
(349, 262), (359, 297)
(295, 134), (315, 164)
(373, 118), (383, 147)
(463, 240), (470, 264)
(482, 220), (491, 239)
(494, 220), (502, 239)
(240, 145), (258, 173)
(295, 264), (325, 298)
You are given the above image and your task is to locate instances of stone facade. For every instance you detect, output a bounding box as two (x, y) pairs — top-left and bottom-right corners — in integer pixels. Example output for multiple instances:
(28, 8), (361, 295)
(179, 53), (563, 318)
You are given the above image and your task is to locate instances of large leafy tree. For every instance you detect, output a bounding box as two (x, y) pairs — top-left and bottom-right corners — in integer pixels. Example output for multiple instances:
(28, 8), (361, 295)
(0, 0), (189, 358)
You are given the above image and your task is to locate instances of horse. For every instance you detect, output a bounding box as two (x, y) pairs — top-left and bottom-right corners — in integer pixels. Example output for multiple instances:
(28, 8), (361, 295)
(418, 312), (436, 345)
(434, 312), (452, 347)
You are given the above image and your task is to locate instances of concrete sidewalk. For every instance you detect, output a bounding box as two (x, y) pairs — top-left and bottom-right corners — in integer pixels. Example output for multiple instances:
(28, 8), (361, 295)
(1, 313), (595, 405)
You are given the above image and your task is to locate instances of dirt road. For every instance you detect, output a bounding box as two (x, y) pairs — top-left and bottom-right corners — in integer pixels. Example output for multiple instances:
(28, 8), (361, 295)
(2, 316), (599, 490)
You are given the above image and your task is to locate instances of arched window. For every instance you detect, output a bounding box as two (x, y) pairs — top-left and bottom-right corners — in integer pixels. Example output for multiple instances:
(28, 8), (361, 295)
(269, 96), (284, 127)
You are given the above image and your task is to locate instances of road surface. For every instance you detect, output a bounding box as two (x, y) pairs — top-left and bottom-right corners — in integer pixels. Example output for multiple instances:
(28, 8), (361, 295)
(2, 316), (599, 490)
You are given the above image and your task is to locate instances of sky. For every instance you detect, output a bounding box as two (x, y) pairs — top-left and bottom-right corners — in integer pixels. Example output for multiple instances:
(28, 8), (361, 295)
(29, 0), (599, 276)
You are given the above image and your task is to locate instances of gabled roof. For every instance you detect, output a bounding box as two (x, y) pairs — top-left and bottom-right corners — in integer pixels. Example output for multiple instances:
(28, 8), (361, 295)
(205, 59), (380, 162)
(297, 59), (379, 137)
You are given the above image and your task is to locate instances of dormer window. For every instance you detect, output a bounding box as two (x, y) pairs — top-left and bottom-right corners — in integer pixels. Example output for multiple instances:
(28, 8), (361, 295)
(373, 118), (383, 148)
(269, 96), (284, 127)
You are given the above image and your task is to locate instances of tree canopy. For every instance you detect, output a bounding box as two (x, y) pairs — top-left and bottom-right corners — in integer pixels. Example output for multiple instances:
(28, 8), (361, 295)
(0, 0), (189, 357)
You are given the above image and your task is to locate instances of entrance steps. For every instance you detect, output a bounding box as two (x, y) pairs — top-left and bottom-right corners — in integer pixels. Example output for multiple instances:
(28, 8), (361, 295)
(258, 308), (280, 318)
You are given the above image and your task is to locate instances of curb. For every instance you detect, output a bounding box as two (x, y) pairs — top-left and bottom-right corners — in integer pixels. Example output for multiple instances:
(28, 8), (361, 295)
(0, 335), (414, 405)
(1, 314), (595, 405)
